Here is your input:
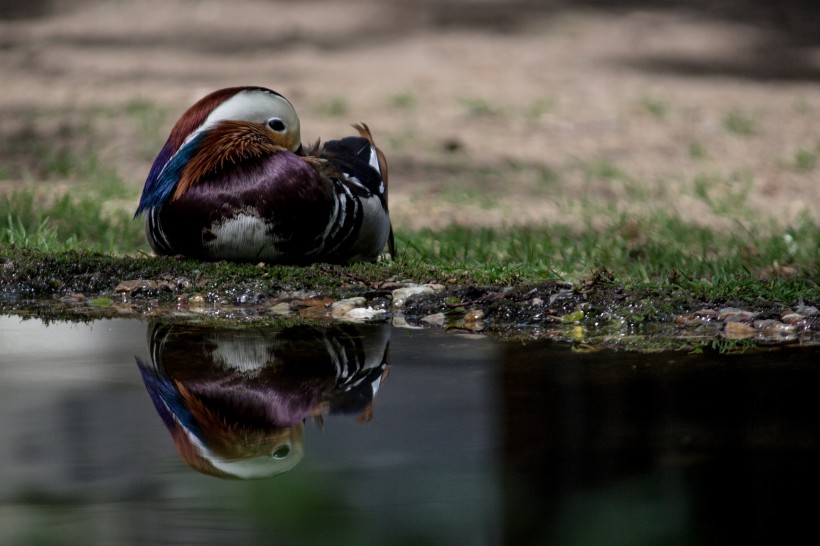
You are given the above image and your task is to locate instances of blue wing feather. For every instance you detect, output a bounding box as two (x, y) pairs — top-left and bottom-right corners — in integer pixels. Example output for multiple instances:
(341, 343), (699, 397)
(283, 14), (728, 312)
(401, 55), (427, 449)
(135, 133), (205, 216)
(136, 356), (203, 439)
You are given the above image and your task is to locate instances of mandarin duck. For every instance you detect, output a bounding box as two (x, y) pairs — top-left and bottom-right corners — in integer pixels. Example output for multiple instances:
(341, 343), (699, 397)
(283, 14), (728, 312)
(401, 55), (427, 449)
(136, 322), (391, 478)
(135, 86), (395, 263)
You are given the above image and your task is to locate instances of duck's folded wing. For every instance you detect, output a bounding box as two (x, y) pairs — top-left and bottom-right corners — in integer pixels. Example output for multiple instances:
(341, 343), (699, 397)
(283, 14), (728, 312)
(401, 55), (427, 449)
(319, 136), (386, 203)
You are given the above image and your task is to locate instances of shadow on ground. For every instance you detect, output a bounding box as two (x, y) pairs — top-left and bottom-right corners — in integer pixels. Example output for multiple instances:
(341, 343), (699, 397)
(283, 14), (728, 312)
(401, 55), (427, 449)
(3, 0), (819, 82)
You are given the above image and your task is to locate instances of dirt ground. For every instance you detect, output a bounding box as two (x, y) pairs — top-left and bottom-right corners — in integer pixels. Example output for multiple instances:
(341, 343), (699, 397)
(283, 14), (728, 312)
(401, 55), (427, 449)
(1, 0), (819, 232)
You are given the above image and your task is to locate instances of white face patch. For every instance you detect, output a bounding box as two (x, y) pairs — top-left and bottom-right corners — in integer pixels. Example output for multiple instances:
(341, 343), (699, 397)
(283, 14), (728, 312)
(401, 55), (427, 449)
(185, 89), (301, 151)
(186, 426), (305, 478)
(205, 441), (304, 478)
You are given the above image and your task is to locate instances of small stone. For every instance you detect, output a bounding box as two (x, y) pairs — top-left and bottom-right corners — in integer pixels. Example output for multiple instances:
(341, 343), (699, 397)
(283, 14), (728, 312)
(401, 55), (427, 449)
(392, 315), (423, 329)
(781, 313), (806, 325)
(463, 319), (484, 332)
(693, 309), (719, 319)
(719, 307), (758, 322)
(59, 293), (86, 304)
(464, 308), (485, 322)
(292, 297), (334, 319)
(157, 280), (175, 292)
(724, 321), (757, 339)
(343, 307), (387, 322)
(753, 319), (796, 335)
(299, 304), (329, 319)
(392, 286), (434, 307)
(375, 281), (406, 290)
(420, 313), (446, 326)
(270, 302), (291, 315)
(463, 307), (485, 332)
(112, 303), (135, 314)
(331, 297), (367, 318)
(115, 279), (157, 294)
(531, 297), (544, 306)
(795, 304), (820, 316)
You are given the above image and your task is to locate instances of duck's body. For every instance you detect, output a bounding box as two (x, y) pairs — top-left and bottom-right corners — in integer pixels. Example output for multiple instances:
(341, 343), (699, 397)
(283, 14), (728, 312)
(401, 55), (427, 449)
(135, 87), (394, 264)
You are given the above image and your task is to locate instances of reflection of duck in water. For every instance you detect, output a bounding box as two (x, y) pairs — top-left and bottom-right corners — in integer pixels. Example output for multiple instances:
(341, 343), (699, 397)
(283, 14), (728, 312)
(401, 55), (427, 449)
(136, 322), (391, 479)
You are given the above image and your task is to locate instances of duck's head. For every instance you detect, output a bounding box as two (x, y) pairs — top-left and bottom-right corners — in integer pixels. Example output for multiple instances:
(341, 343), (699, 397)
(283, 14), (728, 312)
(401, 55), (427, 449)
(184, 86), (301, 151)
(136, 86), (301, 215)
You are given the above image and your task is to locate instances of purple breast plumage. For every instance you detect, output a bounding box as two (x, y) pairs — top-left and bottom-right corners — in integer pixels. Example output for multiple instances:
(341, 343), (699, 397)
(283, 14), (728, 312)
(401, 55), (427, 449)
(135, 86), (395, 264)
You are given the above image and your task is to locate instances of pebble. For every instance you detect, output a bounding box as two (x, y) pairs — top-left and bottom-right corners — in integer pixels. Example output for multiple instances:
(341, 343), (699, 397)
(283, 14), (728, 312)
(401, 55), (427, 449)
(464, 308), (485, 322)
(753, 320), (796, 336)
(115, 279), (156, 294)
(392, 286), (435, 308)
(420, 313), (446, 326)
(114, 278), (175, 295)
(462, 307), (485, 331)
(463, 320), (484, 332)
(693, 308), (719, 319)
(376, 281), (408, 290)
(392, 315), (424, 329)
(330, 297), (367, 318)
(795, 304), (819, 316)
(342, 307), (387, 322)
(780, 313), (804, 324)
(269, 302), (291, 315)
(59, 293), (86, 304)
(112, 303), (135, 314)
(299, 304), (329, 319)
(718, 307), (758, 322)
(724, 321), (756, 339)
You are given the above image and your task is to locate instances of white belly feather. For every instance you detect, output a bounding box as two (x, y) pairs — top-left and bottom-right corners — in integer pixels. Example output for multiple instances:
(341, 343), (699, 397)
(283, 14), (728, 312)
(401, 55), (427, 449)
(204, 214), (283, 261)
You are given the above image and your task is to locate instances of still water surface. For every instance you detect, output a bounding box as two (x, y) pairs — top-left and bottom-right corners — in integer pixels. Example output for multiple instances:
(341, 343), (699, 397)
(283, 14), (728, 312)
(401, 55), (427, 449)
(0, 315), (818, 545)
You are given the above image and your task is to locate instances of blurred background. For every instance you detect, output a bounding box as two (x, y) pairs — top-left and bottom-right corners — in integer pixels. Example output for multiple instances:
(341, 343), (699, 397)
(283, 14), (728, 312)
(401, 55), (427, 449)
(1, 0), (819, 242)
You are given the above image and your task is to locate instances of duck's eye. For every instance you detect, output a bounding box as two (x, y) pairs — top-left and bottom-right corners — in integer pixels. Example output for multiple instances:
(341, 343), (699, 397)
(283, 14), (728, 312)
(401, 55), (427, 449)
(267, 118), (287, 132)
(272, 445), (291, 459)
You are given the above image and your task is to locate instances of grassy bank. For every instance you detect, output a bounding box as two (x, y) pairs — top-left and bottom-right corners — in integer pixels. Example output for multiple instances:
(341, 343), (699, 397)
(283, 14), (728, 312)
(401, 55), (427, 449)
(1, 182), (817, 306)
(0, 97), (818, 349)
